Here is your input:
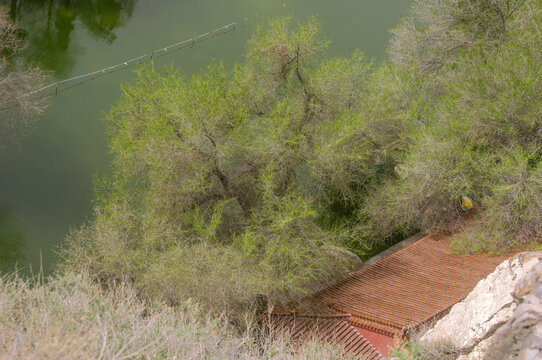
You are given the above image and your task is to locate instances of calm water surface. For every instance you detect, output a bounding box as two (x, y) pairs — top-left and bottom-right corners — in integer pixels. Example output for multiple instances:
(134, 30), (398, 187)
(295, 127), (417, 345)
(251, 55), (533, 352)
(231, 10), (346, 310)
(0, 0), (412, 274)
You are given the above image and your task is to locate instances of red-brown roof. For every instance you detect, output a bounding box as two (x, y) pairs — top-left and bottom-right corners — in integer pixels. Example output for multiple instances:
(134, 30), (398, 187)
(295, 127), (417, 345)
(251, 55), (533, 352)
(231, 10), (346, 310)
(267, 314), (382, 360)
(270, 213), (510, 357)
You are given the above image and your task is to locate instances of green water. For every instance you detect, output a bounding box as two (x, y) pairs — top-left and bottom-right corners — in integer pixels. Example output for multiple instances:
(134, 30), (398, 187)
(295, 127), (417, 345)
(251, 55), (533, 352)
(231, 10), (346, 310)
(0, 0), (412, 274)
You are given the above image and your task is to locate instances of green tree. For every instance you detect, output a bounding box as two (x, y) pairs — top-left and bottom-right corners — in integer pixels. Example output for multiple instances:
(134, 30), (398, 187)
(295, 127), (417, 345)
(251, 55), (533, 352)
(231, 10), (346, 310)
(64, 0), (542, 320)
(63, 17), (376, 316)
(3, 0), (137, 75)
(363, 0), (542, 252)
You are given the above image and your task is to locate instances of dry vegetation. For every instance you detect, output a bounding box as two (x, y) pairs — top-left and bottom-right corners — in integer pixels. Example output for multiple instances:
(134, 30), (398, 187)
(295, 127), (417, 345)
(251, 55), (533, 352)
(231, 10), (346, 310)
(0, 272), (350, 360)
(390, 339), (459, 360)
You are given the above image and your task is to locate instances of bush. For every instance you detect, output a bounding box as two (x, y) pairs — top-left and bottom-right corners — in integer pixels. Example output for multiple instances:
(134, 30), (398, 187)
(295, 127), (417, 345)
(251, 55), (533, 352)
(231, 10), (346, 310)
(389, 0), (531, 71)
(62, 17), (378, 317)
(360, 0), (542, 252)
(0, 272), (351, 360)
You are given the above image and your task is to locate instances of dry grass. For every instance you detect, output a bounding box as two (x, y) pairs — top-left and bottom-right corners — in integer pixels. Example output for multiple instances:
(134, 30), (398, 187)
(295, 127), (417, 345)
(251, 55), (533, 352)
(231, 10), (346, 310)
(390, 323), (460, 360)
(390, 338), (459, 360)
(0, 272), (350, 360)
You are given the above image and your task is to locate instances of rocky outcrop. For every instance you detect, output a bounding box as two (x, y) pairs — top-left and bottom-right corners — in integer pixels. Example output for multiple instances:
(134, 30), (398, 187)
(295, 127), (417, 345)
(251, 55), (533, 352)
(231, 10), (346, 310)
(420, 252), (542, 360)
(483, 259), (542, 360)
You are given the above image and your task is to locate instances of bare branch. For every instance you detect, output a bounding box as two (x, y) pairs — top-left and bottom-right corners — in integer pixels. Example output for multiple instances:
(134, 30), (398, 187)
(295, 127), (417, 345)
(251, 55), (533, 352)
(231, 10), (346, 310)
(0, 6), (48, 149)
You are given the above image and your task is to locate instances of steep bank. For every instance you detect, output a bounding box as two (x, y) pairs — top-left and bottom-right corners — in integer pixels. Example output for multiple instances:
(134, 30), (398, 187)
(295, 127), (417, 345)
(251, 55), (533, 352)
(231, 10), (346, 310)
(0, 273), (348, 359)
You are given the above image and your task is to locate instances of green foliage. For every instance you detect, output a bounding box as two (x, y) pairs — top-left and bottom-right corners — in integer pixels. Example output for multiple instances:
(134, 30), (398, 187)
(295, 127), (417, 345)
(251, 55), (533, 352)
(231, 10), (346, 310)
(362, 0), (542, 252)
(63, 17), (378, 316)
(64, 0), (542, 318)
(452, 146), (542, 254)
(389, 0), (531, 70)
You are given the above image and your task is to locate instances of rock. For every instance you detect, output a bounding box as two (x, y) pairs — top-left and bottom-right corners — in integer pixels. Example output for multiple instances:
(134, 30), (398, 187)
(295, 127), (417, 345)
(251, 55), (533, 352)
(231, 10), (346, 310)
(483, 260), (542, 360)
(456, 337), (492, 360)
(421, 252), (542, 352)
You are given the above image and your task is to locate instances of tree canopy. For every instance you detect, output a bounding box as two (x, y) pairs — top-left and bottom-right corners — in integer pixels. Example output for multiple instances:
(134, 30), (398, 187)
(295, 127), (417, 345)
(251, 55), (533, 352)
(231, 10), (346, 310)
(64, 17), (377, 314)
(63, 0), (542, 316)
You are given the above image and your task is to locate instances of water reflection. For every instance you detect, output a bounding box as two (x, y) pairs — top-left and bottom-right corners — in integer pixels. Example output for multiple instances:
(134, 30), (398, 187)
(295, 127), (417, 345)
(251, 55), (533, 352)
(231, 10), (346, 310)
(1, 0), (137, 75)
(0, 207), (26, 273)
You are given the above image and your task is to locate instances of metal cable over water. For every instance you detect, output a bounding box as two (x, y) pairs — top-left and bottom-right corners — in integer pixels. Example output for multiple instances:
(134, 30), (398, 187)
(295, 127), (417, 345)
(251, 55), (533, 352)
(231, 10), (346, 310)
(0, 21), (237, 109)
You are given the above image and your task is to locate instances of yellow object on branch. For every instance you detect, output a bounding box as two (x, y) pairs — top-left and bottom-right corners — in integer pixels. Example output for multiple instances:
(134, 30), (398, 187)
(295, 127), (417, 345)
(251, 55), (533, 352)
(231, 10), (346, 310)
(462, 196), (473, 209)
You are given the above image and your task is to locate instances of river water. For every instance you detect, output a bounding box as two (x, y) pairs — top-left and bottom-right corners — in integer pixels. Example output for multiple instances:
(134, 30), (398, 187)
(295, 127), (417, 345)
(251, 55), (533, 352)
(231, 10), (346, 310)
(0, 0), (411, 274)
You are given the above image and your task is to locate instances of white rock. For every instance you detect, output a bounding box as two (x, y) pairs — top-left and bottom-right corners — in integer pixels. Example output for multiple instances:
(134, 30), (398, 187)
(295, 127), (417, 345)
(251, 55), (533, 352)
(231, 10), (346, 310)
(457, 337), (492, 360)
(421, 252), (542, 351)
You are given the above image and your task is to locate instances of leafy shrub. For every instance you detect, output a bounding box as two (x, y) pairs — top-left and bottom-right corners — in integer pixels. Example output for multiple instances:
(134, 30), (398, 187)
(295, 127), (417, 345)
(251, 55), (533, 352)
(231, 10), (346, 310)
(62, 17), (379, 317)
(361, 0), (542, 252)
(63, 0), (542, 320)
(389, 0), (530, 71)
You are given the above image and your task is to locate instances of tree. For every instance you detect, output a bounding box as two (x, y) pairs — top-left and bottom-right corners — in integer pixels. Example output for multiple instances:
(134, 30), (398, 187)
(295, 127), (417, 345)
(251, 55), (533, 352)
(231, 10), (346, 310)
(0, 6), (47, 149)
(4, 0), (137, 75)
(389, 0), (529, 71)
(63, 17), (375, 316)
(63, 0), (542, 321)
(365, 0), (542, 252)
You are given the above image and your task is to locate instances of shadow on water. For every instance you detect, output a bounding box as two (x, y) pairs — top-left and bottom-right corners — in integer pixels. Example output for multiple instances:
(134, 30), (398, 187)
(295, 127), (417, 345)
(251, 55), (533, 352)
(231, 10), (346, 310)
(0, 207), (26, 274)
(1, 0), (137, 76)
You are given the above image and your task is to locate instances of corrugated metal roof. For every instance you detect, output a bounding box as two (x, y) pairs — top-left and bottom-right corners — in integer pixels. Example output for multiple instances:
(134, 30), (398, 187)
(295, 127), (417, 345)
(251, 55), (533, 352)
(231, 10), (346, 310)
(303, 232), (507, 336)
(267, 314), (383, 360)
(270, 213), (510, 357)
